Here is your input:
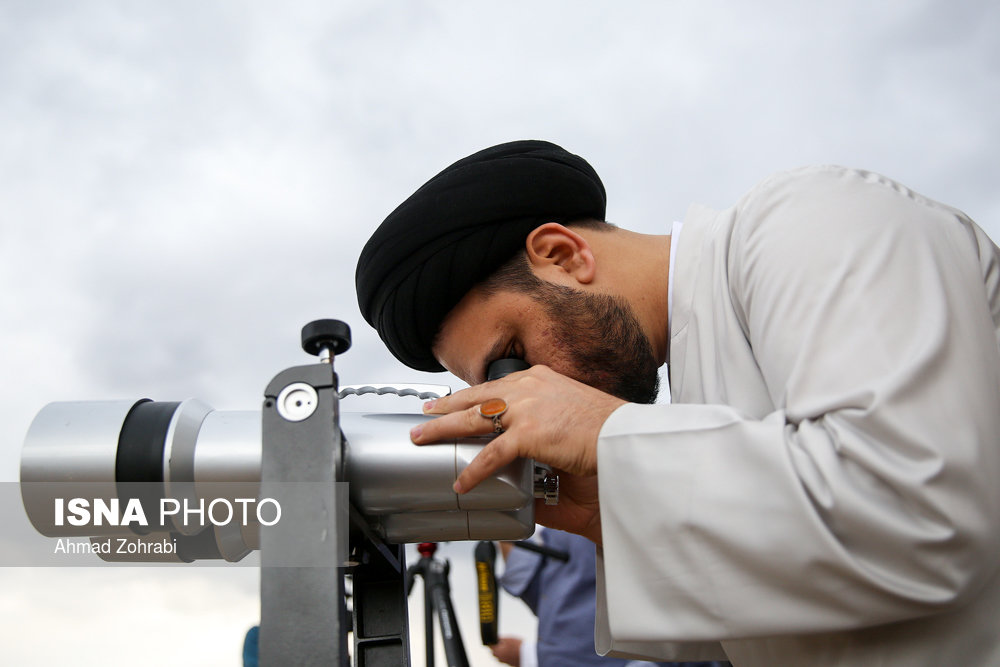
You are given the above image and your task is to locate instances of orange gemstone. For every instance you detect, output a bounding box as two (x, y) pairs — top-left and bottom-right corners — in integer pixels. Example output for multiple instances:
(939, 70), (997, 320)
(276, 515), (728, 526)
(480, 398), (508, 417)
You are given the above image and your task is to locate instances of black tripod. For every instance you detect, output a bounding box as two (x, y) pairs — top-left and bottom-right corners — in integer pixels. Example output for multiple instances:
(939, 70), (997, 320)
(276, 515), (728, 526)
(407, 542), (470, 667)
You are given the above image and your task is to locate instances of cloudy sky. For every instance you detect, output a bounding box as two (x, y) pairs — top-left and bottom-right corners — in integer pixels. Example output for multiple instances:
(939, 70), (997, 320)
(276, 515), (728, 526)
(2, 1), (998, 665)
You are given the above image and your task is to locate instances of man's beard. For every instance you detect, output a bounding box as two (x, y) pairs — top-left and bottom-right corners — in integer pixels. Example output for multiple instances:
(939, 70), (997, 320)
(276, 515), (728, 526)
(531, 282), (660, 404)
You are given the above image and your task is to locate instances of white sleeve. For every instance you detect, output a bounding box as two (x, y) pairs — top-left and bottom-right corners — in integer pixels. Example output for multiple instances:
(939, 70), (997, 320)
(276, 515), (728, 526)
(519, 639), (538, 667)
(597, 167), (1000, 643)
(594, 547), (727, 662)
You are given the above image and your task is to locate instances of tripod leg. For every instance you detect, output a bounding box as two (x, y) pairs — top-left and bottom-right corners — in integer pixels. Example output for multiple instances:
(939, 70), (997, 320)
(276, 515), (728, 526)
(423, 571), (435, 667)
(427, 560), (470, 667)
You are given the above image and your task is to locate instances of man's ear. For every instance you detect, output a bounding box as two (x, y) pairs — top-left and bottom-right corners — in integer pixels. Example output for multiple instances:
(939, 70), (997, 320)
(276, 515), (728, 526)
(524, 223), (596, 285)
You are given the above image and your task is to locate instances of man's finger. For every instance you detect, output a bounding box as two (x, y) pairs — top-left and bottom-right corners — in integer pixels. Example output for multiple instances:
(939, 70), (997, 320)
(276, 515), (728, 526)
(454, 436), (519, 493)
(422, 378), (509, 415)
(410, 404), (495, 443)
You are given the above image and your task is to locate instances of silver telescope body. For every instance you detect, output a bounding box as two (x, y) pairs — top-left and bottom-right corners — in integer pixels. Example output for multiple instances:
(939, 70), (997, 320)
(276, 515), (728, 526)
(21, 394), (538, 562)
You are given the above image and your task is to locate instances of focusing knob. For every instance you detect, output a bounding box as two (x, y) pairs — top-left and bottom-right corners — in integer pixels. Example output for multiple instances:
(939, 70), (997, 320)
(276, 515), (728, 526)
(533, 465), (560, 506)
(301, 319), (352, 358)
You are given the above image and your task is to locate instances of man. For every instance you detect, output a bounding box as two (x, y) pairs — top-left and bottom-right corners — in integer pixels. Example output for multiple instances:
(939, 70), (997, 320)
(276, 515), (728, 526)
(356, 140), (1000, 665)
(493, 529), (725, 667)
(492, 530), (626, 667)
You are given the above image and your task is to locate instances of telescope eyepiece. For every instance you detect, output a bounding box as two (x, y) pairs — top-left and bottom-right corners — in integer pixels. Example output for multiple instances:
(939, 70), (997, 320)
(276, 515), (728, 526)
(487, 358), (529, 381)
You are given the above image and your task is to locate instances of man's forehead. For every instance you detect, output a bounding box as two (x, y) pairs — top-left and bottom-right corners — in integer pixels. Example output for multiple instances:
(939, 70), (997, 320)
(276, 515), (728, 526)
(433, 287), (514, 383)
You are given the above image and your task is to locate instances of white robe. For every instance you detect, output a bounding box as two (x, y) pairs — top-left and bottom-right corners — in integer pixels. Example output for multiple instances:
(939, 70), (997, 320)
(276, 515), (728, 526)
(594, 166), (1000, 666)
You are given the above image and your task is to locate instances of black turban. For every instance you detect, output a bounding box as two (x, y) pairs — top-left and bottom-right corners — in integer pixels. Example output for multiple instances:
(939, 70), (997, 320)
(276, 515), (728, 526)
(355, 139), (607, 372)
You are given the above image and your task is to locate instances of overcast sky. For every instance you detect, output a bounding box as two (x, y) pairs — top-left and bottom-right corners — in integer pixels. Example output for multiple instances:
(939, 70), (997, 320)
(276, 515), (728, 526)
(2, 1), (998, 665)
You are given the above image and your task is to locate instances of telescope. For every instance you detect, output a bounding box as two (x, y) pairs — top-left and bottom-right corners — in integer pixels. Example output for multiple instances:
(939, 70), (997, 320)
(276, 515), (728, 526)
(19, 319), (558, 666)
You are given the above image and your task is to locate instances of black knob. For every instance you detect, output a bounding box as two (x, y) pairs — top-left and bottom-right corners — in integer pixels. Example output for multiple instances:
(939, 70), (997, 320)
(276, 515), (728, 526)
(301, 319), (352, 357)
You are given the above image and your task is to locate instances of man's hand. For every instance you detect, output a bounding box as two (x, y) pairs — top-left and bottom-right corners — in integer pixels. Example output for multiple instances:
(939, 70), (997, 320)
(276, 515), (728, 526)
(533, 470), (602, 545)
(409, 365), (623, 545)
(490, 636), (523, 666)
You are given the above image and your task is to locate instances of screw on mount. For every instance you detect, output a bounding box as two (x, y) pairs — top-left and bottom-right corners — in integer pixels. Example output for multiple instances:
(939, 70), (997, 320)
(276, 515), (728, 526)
(301, 319), (352, 362)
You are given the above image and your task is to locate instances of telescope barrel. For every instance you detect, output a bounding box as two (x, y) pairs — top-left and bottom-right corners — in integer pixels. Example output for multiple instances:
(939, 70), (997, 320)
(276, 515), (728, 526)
(21, 398), (536, 560)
